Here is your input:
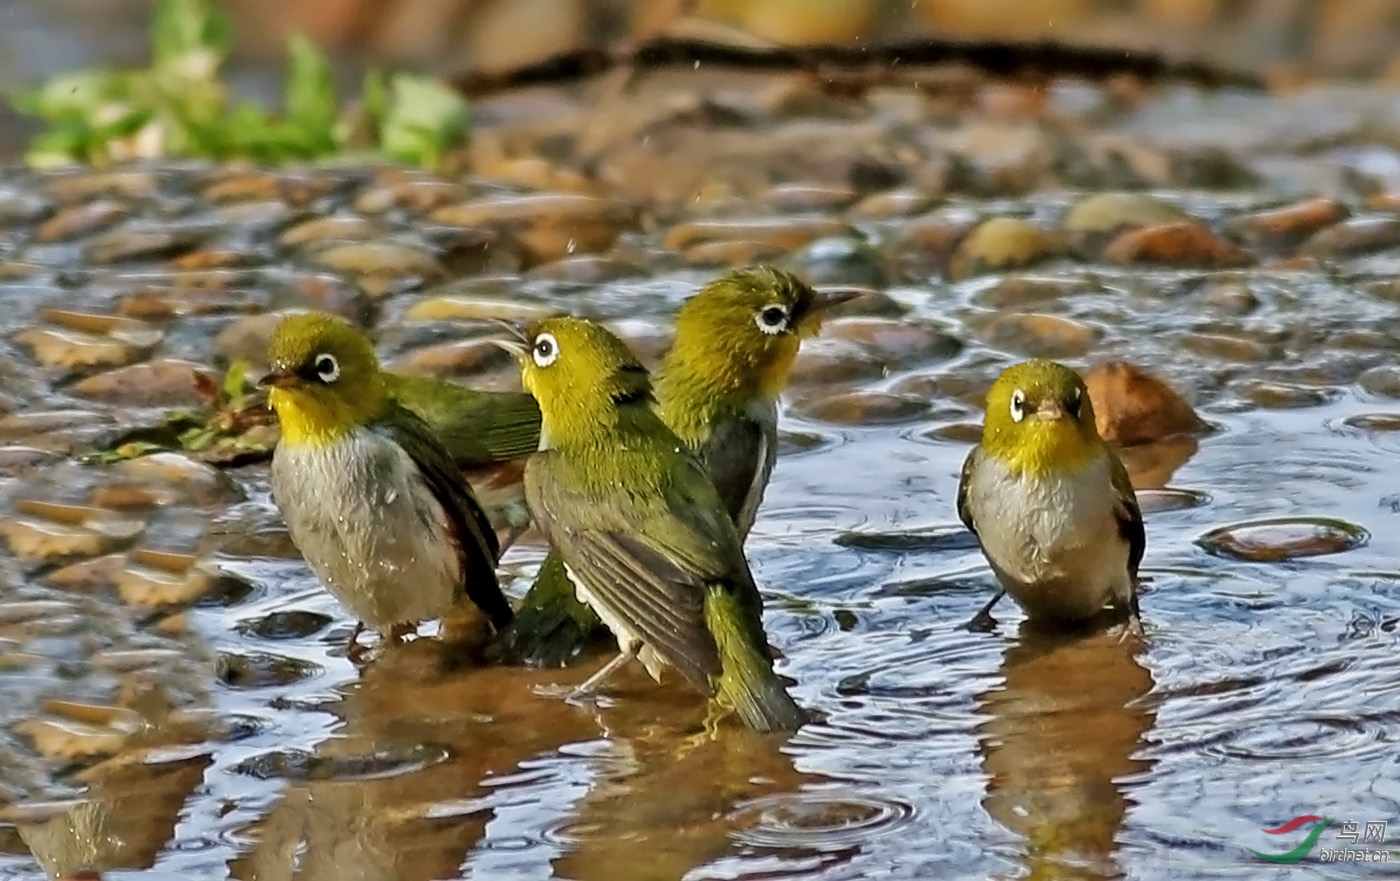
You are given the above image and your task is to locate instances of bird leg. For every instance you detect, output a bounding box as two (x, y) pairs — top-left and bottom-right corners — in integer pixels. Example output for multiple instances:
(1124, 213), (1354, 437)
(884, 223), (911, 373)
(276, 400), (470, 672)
(567, 645), (638, 702)
(388, 622), (417, 643)
(966, 590), (1005, 632)
(345, 622), (368, 663)
(1118, 590), (1145, 643)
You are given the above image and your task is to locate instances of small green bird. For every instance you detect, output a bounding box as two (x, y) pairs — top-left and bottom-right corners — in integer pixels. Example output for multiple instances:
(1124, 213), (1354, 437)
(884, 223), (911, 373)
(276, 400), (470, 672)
(499, 316), (807, 732)
(260, 312), (515, 659)
(956, 359), (1145, 635)
(499, 266), (855, 667)
(386, 370), (540, 469)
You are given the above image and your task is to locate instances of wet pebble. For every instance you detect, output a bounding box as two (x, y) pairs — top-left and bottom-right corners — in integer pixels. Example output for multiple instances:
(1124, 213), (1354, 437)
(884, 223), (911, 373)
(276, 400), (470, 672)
(215, 651), (322, 689)
(14, 328), (153, 372)
(310, 241), (444, 280)
(1358, 365), (1400, 399)
(788, 339), (888, 386)
(1301, 217), (1400, 258)
(1083, 361), (1207, 445)
(83, 227), (201, 265)
(849, 187), (938, 219)
(1061, 192), (1191, 256)
(279, 215), (378, 247)
(1237, 379), (1341, 409)
(822, 318), (962, 368)
(681, 239), (790, 267)
(112, 453), (244, 506)
(1224, 198), (1348, 255)
(231, 741), (449, 782)
(394, 338), (512, 379)
(1102, 222), (1255, 268)
(972, 276), (1087, 309)
(236, 611), (333, 641)
(981, 312), (1101, 359)
(1135, 487), (1211, 514)
(403, 296), (553, 323)
(664, 216), (853, 253)
(354, 179), (470, 214)
(794, 391), (930, 425)
(948, 217), (1062, 280)
(33, 200), (127, 243)
(432, 194), (635, 264)
(1197, 516), (1369, 562)
(1340, 413), (1400, 432)
(1196, 281), (1260, 315)
(1178, 332), (1273, 363)
(69, 359), (213, 407)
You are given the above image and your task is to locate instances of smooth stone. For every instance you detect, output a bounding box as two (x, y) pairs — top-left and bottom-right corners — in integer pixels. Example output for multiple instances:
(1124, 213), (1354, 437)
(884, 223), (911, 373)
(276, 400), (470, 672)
(431, 194), (635, 264)
(1102, 222), (1255, 268)
(1358, 365), (1400, 399)
(42, 170), (158, 202)
(1197, 516), (1368, 562)
(1083, 361), (1207, 446)
(13, 328), (154, 371)
(279, 216), (378, 247)
(849, 187), (937, 219)
(394, 339), (512, 379)
(1341, 413), (1400, 432)
(762, 184), (857, 212)
(403, 296), (552, 323)
(1134, 487), (1211, 514)
(83, 228), (201, 264)
(980, 312), (1101, 359)
(1062, 193), (1192, 252)
(1224, 197), (1349, 255)
(663, 216), (853, 253)
(354, 179), (470, 214)
(310, 242), (444, 278)
(948, 217), (1062, 280)
(681, 239), (790, 267)
(68, 359), (213, 408)
(1196, 281), (1260, 315)
(822, 317), (962, 368)
(972, 276), (1087, 308)
(795, 391), (930, 425)
(33, 200), (127, 243)
(788, 339), (887, 386)
(1178, 332), (1273, 363)
(113, 453), (244, 506)
(1301, 218), (1400, 258)
(1237, 379), (1342, 409)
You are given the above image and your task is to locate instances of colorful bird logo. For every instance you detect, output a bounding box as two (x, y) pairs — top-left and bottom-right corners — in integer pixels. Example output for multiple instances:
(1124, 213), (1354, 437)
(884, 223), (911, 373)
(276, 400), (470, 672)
(1249, 815), (1333, 863)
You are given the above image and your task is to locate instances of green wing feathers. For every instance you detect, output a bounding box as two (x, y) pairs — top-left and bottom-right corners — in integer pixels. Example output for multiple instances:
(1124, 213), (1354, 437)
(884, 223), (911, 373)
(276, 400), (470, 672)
(499, 550), (607, 667)
(1108, 453), (1146, 578)
(388, 372), (542, 466)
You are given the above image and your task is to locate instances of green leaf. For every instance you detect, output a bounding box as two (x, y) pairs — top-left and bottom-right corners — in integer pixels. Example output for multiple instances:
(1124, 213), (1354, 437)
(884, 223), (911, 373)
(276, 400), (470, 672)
(223, 359), (251, 405)
(151, 0), (231, 70)
(284, 33), (338, 153)
(379, 73), (469, 167)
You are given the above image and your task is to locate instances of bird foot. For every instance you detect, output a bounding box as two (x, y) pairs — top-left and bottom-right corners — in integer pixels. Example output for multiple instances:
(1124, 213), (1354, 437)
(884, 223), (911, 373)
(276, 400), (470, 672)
(966, 610), (999, 633)
(1117, 615), (1145, 644)
(345, 622), (369, 663)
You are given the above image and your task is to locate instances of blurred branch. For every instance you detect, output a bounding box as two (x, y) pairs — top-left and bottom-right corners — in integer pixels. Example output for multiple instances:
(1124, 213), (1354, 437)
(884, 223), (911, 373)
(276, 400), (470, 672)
(450, 33), (1267, 99)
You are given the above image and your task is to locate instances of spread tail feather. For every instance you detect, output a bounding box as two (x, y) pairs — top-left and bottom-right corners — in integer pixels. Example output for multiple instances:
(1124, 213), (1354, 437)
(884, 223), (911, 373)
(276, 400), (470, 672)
(704, 586), (806, 733)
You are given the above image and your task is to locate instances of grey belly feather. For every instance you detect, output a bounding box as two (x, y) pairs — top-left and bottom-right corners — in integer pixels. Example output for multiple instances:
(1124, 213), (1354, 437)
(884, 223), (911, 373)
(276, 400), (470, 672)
(270, 427), (461, 632)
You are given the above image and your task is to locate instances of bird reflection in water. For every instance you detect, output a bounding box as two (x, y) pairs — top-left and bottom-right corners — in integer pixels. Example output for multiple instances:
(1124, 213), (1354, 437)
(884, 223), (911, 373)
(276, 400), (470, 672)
(976, 623), (1158, 880)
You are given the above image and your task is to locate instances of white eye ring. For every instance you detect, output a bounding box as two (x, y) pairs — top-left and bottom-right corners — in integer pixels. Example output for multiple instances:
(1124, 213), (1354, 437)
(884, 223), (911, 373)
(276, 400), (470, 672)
(531, 332), (559, 368)
(314, 353), (340, 383)
(754, 304), (790, 335)
(1010, 389), (1026, 422)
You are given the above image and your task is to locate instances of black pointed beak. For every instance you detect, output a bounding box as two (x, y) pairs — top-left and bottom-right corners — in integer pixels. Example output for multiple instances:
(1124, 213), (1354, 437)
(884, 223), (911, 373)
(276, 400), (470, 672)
(810, 287), (862, 315)
(257, 368), (298, 389)
(488, 318), (532, 359)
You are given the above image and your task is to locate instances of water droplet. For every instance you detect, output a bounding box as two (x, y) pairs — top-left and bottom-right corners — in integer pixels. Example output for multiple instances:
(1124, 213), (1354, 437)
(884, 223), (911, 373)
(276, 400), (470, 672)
(726, 791), (916, 850)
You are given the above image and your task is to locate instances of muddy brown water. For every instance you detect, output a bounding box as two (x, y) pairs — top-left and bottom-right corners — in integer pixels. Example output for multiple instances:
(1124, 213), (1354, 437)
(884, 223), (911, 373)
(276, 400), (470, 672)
(1, 76), (1400, 880)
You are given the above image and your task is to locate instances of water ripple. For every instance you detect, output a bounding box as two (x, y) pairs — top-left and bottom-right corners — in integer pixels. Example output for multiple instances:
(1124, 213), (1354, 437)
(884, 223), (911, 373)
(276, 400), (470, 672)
(727, 791), (916, 851)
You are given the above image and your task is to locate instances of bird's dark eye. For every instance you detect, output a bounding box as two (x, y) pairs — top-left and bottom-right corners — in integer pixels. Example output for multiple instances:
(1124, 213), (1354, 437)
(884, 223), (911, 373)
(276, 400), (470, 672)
(755, 304), (790, 335)
(532, 332), (559, 368)
(1009, 389), (1026, 422)
(314, 353), (340, 384)
(1067, 387), (1083, 417)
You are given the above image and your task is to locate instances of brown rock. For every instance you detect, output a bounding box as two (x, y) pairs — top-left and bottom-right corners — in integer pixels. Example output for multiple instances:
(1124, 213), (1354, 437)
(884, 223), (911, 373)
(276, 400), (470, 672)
(1178, 332), (1272, 362)
(663, 216), (852, 253)
(69, 360), (213, 408)
(1062, 192), (1192, 256)
(33, 200), (127, 243)
(982, 313), (1101, 359)
(1102, 221), (1255, 268)
(1300, 217), (1400, 258)
(393, 339), (512, 379)
(681, 240), (789, 267)
(949, 217), (1061, 280)
(1083, 360), (1207, 446)
(279, 215), (379, 247)
(83, 228), (202, 265)
(822, 318), (962, 368)
(795, 391), (929, 425)
(354, 179), (470, 214)
(310, 241), (444, 279)
(1224, 197), (1349, 255)
(432, 194), (635, 265)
